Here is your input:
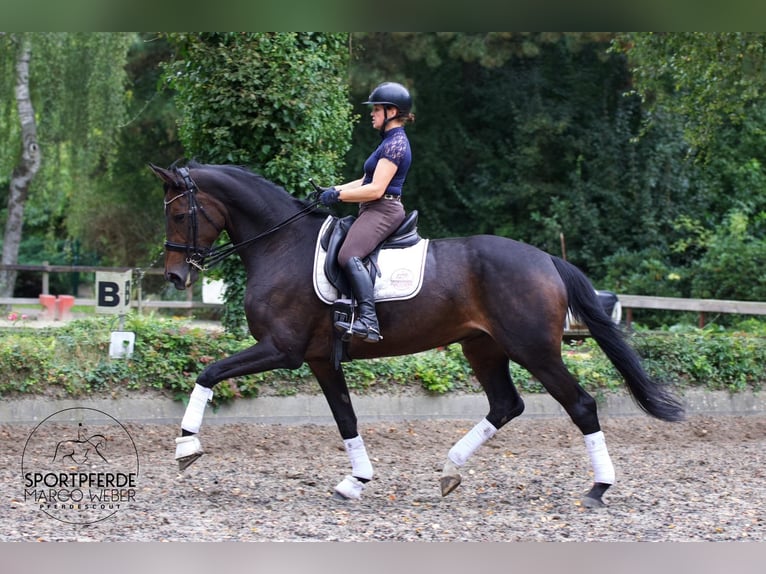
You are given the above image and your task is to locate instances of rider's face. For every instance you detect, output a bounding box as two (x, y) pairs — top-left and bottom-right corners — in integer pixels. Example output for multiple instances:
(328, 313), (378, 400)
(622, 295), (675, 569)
(370, 105), (386, 130)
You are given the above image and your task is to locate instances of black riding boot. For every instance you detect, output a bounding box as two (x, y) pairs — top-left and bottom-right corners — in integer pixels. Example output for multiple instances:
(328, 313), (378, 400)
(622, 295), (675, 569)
(334, 257), (381, 343)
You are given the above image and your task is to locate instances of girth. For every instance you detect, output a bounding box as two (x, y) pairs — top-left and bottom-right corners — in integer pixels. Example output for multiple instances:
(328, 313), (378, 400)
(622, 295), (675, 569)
(321, 210), (421, 296)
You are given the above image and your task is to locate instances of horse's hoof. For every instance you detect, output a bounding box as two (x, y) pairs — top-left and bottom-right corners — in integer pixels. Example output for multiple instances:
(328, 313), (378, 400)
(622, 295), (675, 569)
(581, 482), (611, 508)
(177, 453), (204, 471)
(440, 475), (462, 497)
(440, 458), (462, 496)
(581, 495), (605, 509)
(334, 475), (364, 500)
(175, 435), (203, 471)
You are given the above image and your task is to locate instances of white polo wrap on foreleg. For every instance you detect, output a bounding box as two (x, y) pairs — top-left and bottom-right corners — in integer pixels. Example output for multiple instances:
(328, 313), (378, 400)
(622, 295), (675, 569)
(448, 418), (498, 467)
(181, 384), (214, 434)
(584, 430), (615, 484)
(344, 435), (373, 480)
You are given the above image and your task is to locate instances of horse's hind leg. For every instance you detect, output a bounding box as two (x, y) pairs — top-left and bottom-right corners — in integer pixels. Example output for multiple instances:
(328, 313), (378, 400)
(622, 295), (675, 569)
(526, 356), (615, 508)
(309, 361), (374, 500)
(441, 335), (525, 496)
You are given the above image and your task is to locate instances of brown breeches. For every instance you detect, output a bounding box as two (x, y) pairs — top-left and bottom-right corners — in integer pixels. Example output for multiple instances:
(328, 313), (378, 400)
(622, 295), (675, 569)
(338, 199), (406, 269)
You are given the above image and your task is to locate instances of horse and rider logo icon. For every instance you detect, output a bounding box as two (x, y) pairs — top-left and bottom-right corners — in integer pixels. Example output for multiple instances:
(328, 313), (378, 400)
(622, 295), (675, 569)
(51, 423), (109, 466)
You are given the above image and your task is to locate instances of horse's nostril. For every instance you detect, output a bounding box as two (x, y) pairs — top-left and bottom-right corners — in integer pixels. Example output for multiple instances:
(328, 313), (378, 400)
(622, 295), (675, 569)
(165, 271), (186, 289)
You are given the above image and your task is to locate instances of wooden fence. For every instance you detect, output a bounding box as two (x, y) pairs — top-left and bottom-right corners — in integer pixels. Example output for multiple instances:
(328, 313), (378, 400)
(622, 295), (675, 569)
(618, 294), (766, 328)
(0, 263), (218, 315)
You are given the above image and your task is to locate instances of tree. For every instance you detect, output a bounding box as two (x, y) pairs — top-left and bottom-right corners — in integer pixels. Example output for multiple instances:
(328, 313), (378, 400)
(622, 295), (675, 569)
(609, 33), (766, 308)
(0, 33), (133, 297)
(163, 32), (354, 331)
(614, 33), (766, 154)
(0, 35), (40, 298)
(67, 33), (183, 268)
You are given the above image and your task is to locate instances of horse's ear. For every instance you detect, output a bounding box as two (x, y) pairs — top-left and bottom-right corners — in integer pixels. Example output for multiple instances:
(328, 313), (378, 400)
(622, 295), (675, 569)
(148, 163), (174, 185)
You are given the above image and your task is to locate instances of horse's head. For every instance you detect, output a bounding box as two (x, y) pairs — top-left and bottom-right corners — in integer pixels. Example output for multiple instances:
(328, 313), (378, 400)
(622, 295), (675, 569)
(150, 164), (226, 290)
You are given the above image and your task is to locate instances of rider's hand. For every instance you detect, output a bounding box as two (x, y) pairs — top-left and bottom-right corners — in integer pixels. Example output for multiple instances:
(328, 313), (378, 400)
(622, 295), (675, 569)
(319, 187), (340, 205)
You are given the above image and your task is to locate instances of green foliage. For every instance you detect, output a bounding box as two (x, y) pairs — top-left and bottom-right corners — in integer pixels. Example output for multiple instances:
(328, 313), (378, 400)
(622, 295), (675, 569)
(632, 328), (766, 393)
(409, 345), (473, 394)
(614, 33), (766, 153)
(603, 208), (766, 326)
(163, 32), (354, 332)
(1, 32), (136, 281)
(1, 316), (763, 403)
(0, 315), (253, 401)
(68, 34), (183, 267)
(164, 32), (353, 190)
(690, 210), (766, 301)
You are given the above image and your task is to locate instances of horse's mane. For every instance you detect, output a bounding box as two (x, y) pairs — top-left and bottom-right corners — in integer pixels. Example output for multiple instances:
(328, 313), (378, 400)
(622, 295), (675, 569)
(183, 160), (317, 211)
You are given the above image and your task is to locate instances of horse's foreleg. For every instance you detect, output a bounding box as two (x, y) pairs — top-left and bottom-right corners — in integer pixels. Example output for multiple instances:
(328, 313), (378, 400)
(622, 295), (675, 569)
(175, 340), (303, 471)
(175, 384), (213, 470)
(334, 435), (374, 500)
(308, 361), (373, 500)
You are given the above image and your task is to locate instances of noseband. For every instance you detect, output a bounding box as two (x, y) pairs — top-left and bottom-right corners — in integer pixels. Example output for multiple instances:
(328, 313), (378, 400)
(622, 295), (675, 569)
(163, 167), (224, 271)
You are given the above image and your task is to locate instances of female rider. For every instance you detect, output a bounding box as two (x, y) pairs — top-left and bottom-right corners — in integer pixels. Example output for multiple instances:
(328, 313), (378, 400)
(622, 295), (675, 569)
(318, 81), (415, 343)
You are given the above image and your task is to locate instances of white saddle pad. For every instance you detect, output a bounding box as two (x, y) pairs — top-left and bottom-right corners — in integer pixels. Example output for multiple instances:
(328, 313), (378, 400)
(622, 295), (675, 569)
(313, 216), (429, 305)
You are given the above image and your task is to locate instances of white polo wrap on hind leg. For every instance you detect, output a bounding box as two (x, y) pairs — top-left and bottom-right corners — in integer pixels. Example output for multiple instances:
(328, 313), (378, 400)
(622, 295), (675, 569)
(181, 384), (214, 434)
(344, 435), (373, 480)
(448, 418), (498, 467)
(584, 431), (615, 484)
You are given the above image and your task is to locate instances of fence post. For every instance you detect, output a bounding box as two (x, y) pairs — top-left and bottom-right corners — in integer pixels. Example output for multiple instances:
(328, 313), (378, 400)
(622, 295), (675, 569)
(136, 269), (143, 315)
(42, 261), (49, 295)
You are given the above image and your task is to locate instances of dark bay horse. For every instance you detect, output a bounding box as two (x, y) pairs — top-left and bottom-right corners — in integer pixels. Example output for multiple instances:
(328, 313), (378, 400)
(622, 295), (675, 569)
(152, 161), (684, 507)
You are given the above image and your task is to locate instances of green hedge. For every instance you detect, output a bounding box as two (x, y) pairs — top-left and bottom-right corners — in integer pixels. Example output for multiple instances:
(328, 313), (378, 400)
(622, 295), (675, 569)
(1, 315), (764, 404)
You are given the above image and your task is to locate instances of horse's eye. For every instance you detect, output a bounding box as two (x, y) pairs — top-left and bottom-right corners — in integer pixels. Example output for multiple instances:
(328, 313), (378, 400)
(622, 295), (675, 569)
(173, 213), (185, 224)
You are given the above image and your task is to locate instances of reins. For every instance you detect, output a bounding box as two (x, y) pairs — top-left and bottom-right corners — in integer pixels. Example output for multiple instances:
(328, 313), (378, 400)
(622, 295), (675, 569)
(164, 167), (321, 271)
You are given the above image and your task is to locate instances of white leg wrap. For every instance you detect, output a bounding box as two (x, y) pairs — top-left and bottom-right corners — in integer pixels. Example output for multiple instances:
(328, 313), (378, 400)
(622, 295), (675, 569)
(344, 435), (373, 480)
(334, 475), (365, 500)
(448, 418), (498, 467)
(180, 384), (214, 434)
(175, 435), (203, 459)
(584, 431), (615, 484)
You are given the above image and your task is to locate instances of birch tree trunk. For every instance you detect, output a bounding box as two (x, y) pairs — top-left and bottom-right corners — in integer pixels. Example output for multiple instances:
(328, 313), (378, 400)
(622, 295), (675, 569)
(0, 37), (41, 299)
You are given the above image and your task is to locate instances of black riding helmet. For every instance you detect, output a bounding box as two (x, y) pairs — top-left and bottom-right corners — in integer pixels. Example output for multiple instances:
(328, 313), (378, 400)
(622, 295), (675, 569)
(363, 81), (412, 115)
(363, 82), (412, 134)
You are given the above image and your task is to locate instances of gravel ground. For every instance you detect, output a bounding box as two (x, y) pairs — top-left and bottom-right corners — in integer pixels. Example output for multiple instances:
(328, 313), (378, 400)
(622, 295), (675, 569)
(3, 411), (765, 542)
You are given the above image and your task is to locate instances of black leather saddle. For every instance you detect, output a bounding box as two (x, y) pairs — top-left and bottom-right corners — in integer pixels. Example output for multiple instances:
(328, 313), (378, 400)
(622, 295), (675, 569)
(321, 210), (421, 296)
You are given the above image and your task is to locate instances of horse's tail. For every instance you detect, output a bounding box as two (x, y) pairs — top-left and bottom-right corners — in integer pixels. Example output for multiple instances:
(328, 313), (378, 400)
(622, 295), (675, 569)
(551, 256), (685, 422)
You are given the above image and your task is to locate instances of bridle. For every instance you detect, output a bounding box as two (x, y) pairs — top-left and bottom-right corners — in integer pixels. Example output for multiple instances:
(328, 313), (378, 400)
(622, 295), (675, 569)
(163, 167), (224, 271)
(163, 166), (321, 271)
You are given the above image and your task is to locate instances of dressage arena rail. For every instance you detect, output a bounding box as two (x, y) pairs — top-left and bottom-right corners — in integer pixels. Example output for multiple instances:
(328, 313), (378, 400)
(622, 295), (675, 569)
(618, 294), (766, 328)
(0, 263), (218, 314)
(2, 264), (766, 321)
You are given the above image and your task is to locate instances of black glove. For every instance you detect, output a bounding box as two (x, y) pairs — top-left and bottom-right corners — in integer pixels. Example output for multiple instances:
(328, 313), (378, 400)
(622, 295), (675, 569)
(319, 187), (340, 205)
